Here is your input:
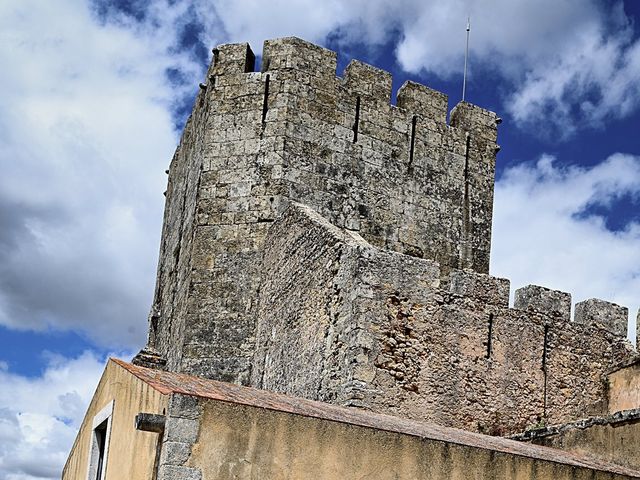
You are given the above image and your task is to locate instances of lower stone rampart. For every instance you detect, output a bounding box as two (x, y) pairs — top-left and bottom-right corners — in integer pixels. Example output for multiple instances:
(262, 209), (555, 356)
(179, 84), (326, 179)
(252, 203), (637, 436)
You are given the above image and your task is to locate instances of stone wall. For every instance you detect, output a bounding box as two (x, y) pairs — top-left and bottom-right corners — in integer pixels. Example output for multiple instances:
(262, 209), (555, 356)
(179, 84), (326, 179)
(144, 36), (500, 383)
(252, 204), (637, 436)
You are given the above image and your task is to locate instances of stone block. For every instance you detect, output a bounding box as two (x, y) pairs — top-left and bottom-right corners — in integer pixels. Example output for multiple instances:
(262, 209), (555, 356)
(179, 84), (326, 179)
(396, 80), (447, 124)
(449, 269), (510, 307)
(514, 285), (571, 322)
(574, 298), (628, 337)
(158, 464), (202, 480)
(160, 441), (192, 466)
(169, 393), (201, 420)
(165, 416), (200, 444)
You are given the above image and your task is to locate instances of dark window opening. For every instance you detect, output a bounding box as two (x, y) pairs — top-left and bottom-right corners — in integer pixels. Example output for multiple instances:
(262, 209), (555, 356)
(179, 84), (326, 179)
(94, 419), (108, 480)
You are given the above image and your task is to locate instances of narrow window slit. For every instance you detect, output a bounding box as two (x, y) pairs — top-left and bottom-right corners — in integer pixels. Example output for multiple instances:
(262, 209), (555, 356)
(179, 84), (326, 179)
(463, 134), (471, 207)
(542, 324), (550, 371)
(352, 96), (361, 143)
(261, 74), (270, 125)
(408, 115), (417, 169)
(461, 133), (472, 267)
(542, 324), (550, 420)
(486, 313), (494, 358)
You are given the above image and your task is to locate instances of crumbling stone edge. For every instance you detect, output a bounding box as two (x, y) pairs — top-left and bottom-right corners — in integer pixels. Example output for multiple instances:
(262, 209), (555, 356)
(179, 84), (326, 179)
(511, 408), (640, 442)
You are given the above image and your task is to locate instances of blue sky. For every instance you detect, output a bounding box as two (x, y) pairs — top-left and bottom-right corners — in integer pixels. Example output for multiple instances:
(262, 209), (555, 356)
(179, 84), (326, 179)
(0, 0), (639, 477)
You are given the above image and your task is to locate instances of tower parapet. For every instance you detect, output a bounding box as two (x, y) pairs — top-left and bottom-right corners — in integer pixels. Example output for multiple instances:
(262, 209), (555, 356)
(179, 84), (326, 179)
(575, 298), (629, 338)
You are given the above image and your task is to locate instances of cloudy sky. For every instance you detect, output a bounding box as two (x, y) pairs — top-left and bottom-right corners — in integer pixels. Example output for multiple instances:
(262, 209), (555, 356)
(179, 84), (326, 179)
(0, 0), (639, 477)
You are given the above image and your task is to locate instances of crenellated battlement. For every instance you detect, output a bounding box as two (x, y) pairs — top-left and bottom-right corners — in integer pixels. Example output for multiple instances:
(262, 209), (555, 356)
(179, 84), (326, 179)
(449, 270), (635, 340)
(209, 37), (498, 143)
(197, 37), (499, 274)
(251, 203), (637, 435)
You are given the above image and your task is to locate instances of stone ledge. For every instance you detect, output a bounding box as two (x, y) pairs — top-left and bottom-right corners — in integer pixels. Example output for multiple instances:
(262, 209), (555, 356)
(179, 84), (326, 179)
(511, 408), (640, 442)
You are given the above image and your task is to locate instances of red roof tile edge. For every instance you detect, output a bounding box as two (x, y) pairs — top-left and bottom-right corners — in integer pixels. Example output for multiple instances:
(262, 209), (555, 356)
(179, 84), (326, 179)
(112, 358), (640, 478)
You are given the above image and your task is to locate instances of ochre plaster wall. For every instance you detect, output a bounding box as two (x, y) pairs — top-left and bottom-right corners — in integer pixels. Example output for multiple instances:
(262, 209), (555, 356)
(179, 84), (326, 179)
(609, 362), (640, 413)
(187, 399), (636, 480)
(62, 360), (168, 480)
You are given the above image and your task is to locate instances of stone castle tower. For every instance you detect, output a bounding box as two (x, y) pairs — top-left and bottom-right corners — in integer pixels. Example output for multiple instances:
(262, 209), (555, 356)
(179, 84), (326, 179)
(134, 37), (638, 437)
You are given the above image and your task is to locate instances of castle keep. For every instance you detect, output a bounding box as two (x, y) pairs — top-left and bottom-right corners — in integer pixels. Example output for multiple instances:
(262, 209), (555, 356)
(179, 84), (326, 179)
(140, 35), (635, 433)
(146, 37), (498, 382)
(64, 37), (640, 480)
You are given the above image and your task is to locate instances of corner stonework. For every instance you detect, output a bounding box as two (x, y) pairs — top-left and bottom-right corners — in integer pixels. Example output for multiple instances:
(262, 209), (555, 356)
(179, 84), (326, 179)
(158, 394), (202, 480)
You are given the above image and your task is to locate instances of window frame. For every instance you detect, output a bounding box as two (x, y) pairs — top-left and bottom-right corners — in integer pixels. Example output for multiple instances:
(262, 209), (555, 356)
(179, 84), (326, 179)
(86, 400), (114, 480)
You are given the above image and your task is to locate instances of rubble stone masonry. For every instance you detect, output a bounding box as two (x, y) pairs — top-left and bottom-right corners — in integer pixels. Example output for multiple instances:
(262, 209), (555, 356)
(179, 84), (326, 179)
(251, 203), (635, 435)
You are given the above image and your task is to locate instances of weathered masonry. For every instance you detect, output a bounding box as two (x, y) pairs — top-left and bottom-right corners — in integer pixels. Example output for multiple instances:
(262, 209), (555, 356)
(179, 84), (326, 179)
(142, 36), (499, 384)
(249, 203), (635, 435)
(133, 37), (639, 438)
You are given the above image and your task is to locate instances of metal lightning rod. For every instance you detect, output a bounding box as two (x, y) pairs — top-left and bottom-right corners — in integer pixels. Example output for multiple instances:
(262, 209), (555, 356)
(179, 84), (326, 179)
(462, 16), (470, 102)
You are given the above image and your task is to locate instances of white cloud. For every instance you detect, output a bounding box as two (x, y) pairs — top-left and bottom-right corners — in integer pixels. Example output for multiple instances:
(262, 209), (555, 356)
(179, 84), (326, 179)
(0, 351), (117, 480)
(508, 13), (640, 136)
(0, 0), (203, 348)
(491, 153), (640, 342)
(186, 0), (640, 133)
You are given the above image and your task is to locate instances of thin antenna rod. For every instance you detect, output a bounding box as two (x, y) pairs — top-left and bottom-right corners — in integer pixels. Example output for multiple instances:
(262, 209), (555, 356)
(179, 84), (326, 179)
(462, 16), (470, 102)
